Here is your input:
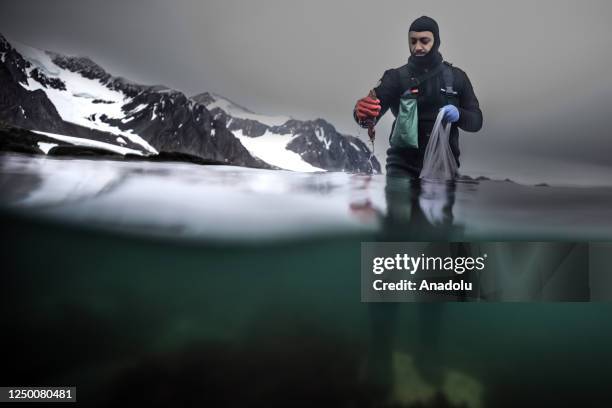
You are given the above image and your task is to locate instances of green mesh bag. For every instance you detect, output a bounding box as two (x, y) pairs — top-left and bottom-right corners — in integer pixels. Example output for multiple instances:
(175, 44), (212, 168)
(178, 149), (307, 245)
(390, 94), (419, 148)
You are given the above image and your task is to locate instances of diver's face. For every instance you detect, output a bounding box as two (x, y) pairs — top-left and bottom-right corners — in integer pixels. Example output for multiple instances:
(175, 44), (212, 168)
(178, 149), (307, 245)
(409, 31), (434, 56)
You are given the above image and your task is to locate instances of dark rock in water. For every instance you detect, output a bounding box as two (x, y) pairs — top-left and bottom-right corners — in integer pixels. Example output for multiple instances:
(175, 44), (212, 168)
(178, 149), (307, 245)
(47, 145), (122, 157)
(0, 121), (68, 154)
(456, 174), (479, 184)
(459, 174), (520, 185)
(126, 151), (228, 166)
(0, 139), (39, 155)
(0, 122), (126, 160)
(0, 121), (274, 170)
(535, 183), (550, 187)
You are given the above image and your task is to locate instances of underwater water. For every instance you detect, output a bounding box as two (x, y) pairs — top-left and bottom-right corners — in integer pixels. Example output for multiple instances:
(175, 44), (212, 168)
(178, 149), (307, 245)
(2, 152), (612, 407)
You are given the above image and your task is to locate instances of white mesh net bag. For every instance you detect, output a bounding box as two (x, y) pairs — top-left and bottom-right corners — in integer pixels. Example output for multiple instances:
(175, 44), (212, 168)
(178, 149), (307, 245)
(419, 109), (458, 181)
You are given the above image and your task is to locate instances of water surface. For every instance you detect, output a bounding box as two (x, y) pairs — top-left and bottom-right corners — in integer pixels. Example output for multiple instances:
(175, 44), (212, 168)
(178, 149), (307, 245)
(2, 152), (612, 407)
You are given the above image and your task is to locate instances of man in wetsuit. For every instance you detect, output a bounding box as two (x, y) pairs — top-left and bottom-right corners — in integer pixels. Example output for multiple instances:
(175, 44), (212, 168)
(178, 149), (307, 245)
(353, 16), (483, 178)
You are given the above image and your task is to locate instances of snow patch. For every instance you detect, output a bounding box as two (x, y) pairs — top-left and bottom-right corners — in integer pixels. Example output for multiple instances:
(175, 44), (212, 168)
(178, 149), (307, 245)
(315, 127), (332, 149)
(37, 142), (58, 154)
(116, 137), (127, 144)
(33, 130), (144, 155)
(131, 103), (148, 114)
(233, 129), (325, 173)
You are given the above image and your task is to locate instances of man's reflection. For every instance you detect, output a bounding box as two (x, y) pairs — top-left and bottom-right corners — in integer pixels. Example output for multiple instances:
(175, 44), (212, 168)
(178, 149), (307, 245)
(362, 175), (589, 399)
(365, 175), (463, 396)
(382, 175), (460, 240)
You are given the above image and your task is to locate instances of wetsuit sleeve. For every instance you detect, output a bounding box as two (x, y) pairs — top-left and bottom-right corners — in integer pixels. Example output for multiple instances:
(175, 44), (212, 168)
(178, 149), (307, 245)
(456, 69), (483, 132)
(372, 69), (398, 124)
(353, 69), (398, 127)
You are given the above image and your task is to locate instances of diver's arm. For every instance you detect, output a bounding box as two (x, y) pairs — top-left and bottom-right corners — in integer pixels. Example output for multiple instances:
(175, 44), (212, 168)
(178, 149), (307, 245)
(456, 69), (483, 132)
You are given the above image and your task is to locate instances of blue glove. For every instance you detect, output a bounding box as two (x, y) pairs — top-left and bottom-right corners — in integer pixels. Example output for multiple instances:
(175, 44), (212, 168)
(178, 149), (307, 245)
(440, 105), (460, 124)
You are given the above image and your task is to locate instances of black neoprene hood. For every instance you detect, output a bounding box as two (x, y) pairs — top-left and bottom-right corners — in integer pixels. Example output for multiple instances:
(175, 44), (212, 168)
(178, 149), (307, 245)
(409, 15), (440, 54)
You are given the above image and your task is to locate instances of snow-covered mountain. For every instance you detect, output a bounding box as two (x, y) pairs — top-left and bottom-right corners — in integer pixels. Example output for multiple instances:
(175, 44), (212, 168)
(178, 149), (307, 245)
(0, 33), (380, 173)
(194, 92), (380, 173)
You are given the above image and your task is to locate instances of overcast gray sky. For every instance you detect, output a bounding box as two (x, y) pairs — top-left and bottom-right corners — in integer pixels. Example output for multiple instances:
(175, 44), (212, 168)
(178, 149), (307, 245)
(1, 0), (611, 184)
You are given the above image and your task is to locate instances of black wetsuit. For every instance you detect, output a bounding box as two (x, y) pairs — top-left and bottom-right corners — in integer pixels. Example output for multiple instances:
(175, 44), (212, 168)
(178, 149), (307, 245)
(355, 58), (483, 178)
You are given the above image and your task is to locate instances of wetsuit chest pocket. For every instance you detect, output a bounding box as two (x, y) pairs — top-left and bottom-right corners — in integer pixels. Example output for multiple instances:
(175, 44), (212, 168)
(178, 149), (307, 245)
(390, 90), (419, 149)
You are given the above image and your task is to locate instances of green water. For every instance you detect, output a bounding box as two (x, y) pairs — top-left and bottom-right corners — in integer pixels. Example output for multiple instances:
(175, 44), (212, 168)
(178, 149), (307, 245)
(3, 211), (612, 407)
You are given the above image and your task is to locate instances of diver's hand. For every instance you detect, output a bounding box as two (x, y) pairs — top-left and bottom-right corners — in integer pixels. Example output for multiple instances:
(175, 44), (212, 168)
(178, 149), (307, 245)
(355, 96), (381, 121)
(440, 104), (460, 124)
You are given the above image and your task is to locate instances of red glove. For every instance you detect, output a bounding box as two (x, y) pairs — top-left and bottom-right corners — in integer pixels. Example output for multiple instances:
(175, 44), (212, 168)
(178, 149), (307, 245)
(355, 96), (381, 121)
